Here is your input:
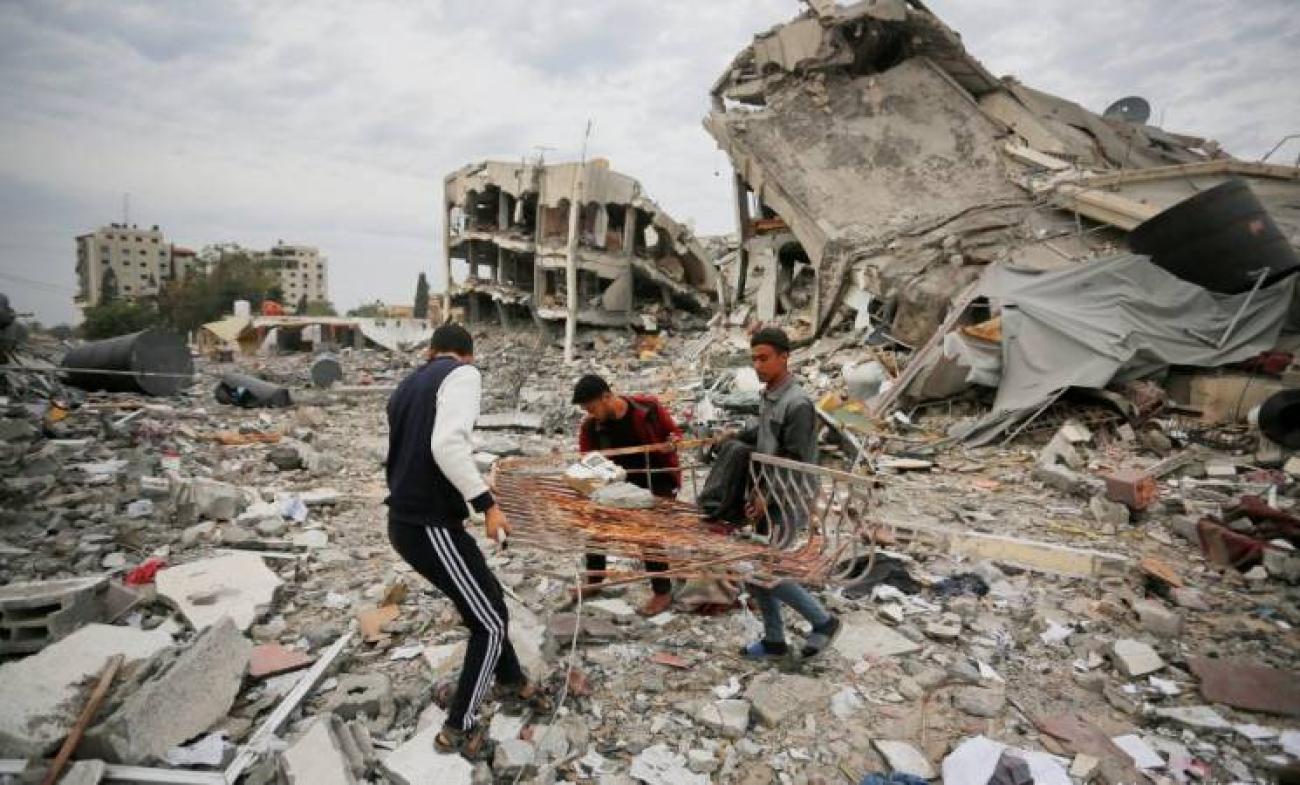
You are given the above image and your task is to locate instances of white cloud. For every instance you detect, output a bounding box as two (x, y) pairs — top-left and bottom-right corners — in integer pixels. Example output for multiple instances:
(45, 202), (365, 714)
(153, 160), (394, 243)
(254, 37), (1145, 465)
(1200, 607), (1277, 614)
(1, 0), (1296, 325)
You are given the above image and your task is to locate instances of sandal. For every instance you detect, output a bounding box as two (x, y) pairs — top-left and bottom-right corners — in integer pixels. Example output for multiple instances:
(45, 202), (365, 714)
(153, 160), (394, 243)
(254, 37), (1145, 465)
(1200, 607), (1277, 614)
(434, 723), (494, 762)
(496, 680), (556, 716)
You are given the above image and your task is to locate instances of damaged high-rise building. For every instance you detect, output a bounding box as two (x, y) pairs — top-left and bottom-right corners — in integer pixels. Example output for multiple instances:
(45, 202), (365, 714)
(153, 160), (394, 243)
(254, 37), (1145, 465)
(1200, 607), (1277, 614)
(441, 159), (718, 329)
(706, 0), (1299, 348)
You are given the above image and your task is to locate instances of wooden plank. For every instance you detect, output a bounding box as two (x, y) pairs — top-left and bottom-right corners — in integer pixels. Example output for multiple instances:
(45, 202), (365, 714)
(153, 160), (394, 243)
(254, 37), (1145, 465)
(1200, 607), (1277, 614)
(41, 655), (123, 785)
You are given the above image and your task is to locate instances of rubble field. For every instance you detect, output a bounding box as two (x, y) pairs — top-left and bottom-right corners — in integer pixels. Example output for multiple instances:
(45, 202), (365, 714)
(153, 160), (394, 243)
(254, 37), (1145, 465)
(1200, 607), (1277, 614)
(0, 325), (1297, 785)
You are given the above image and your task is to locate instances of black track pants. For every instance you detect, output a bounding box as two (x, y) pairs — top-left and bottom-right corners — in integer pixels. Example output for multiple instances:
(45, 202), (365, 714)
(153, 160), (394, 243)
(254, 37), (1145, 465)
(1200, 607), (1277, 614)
(388, 519), (524, 730)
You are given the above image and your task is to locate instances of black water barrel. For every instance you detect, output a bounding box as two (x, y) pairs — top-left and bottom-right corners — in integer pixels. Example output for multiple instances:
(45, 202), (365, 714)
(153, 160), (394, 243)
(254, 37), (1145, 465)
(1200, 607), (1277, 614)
(1259, 389), (1300, 450)
(61, 329), (194, 396)
(310, 354), (343, 388)
(214, 372), (292, 408)
(1128, 178), (1300, 293)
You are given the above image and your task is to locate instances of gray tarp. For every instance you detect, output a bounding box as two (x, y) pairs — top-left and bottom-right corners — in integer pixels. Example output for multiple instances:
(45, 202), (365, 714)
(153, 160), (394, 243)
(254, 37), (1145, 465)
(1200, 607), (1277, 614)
(958, 253), (1297, 444)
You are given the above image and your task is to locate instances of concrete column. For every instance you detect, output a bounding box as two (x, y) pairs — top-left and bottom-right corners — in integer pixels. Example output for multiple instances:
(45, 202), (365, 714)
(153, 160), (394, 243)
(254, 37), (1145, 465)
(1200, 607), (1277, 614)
(623, 211), (637, 258)
(496, 245), (506, 285)
(732, 172), (752, 307)
(498, 190), (509, 231)
(441, 191), (453, 322)
(563, 164), (585, 365)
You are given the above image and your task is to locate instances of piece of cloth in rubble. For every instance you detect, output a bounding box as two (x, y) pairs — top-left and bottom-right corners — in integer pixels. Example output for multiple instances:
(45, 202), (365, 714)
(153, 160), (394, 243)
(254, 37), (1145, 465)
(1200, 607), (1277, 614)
(957, 253), (1297, 445)
(934, 573), (990, 598)
(987, 750), (1034, 785)
(698, 439), (753, 524)
(841, 553), (921, 599)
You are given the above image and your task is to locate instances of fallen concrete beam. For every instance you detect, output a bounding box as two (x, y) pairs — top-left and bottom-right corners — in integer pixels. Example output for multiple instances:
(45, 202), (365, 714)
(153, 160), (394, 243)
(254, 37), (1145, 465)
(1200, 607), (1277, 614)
(83, 617), (252, 765)
(883, 518), (1130, 578)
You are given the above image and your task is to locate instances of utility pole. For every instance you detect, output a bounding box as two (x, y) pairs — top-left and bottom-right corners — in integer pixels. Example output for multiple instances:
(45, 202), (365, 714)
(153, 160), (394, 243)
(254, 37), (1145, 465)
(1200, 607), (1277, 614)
(563, 121), (592, 365)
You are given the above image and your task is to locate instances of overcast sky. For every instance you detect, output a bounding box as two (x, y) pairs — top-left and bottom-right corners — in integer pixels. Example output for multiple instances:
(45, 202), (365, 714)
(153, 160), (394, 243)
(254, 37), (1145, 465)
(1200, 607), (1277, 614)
(1, 0), (1297, 325)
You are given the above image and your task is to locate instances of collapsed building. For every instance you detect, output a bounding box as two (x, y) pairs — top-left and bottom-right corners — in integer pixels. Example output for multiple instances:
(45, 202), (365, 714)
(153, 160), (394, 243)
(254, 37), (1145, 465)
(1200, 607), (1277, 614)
(441, 159), (718, 330)
(706, 0), (1300, 440)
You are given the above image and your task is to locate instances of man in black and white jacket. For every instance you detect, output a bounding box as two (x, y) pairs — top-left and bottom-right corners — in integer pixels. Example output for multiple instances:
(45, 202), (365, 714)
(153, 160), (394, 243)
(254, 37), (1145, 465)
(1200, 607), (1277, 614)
(385, 324), (550, 760)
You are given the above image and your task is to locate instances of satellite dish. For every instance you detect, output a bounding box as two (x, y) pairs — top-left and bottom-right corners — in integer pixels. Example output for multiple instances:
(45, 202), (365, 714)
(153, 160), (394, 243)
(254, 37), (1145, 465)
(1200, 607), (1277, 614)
(1103, 96), (1152, 125)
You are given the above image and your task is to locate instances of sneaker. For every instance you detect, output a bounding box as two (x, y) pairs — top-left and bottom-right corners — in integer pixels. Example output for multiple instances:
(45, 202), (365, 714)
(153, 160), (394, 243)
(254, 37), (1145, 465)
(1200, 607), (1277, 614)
(801, 615), (842, 659)
(434, 722), (493, 762)
(740, 639), (788, 660)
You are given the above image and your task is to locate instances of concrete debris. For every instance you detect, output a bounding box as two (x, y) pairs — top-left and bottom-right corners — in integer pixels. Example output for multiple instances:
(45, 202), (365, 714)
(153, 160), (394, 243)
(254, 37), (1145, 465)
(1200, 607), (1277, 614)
(1109, 638), (1165, 677)
(283, 714), (357, 785)
(58, 760), (107, 785)
(590, 481), (657, 510)
(326, 673), (395, 733)
(744, 673), (837, 727)
(694, 699), (751, 739)
(833, 612), (922, 660)
(83, 616), (252, 764)
(1153, 704), (1233, 732)
(628, 743), (709, 785)
(381, 712), (473, 785)
(156, 553), (283, 632)
(0, 624), (172, 757)
(0, 575), (110, 654)
(872, 739), (936, 779)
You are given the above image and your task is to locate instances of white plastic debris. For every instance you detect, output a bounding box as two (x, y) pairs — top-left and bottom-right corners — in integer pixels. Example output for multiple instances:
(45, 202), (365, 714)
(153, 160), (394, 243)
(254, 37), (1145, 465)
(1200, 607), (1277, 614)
(941, 736), (1070, 785)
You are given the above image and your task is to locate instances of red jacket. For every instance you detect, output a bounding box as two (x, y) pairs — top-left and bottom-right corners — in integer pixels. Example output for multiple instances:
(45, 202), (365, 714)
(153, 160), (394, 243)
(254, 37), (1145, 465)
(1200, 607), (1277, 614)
(579, 394), (682, 496)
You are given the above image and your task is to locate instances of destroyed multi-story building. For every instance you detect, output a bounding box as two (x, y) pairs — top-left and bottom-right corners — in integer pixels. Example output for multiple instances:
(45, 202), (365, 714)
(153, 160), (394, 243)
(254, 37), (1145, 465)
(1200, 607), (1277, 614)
(706, 0), (1300, 351)
(441, 159), (718, 328)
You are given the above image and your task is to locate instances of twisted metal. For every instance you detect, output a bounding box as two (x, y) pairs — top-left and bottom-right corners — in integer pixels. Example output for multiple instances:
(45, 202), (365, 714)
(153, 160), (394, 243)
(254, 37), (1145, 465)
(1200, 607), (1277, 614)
(492, 443), (881, 588)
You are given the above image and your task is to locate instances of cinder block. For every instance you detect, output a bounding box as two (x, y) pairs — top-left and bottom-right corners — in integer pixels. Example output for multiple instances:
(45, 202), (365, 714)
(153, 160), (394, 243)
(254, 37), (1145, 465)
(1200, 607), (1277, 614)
(0, 576), (108, 655)
(1103, 469), (1157, 511)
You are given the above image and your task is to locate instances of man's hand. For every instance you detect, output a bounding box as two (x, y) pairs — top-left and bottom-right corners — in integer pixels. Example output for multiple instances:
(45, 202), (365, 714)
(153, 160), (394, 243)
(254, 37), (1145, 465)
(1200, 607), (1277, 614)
(485, 504), (512, 544)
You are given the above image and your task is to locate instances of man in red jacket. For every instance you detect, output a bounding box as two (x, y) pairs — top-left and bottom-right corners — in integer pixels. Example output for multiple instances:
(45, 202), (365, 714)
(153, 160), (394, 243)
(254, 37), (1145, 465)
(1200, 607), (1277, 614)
(573, 374), (682, 617)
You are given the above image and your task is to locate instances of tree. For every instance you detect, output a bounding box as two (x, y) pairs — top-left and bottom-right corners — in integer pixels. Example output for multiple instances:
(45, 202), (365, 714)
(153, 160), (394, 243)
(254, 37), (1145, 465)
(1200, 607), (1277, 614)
(347, 301), (385, 318)
(296, 294), (309, 314)
(303, 301), (338, 317)
(413, 273), (430, 318)
(156, 253), (280, 333)
(79, 299), (160, 340)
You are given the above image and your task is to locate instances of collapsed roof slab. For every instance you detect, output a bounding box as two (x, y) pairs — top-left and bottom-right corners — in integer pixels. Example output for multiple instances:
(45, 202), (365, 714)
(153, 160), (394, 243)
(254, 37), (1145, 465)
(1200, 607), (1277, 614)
(706, 56), (1023, 331)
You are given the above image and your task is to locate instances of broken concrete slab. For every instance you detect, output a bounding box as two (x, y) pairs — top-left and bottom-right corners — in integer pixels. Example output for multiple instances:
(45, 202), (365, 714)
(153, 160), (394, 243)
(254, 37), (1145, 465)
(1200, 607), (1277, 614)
(833, 612), (922, 660)
(954, 687), (1006, 719)
(1132, 599), (1183, 639)
(744, 673), (837, 727)
(0, 575), (109, 655)
(0, 624), (173, 757)
(493, 738), (537, 779)
(1109, 638), (1165, 677)
(381, 708), (473, 785)
(1153, 704), (1232, 732)
(695, 700), (751, 739)
(872, 739), (935, 779)
(83, 616), (252, 765)
(1188, 657), (1300, 717)
(156, 553), (282, 632)
(283, 714), (357, 785)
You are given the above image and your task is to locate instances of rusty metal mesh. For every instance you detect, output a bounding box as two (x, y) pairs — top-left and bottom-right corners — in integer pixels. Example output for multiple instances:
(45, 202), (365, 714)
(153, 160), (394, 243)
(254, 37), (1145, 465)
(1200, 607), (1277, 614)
(492, 446), (880, 588)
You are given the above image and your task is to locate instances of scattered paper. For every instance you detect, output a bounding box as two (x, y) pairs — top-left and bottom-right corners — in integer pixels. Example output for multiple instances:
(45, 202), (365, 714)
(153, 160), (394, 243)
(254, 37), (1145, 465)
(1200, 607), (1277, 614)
(165, 732), (228, 767)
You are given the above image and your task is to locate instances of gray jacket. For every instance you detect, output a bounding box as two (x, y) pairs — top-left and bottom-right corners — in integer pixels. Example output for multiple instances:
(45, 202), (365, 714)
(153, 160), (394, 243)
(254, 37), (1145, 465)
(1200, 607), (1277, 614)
(738, 374), (818, 464)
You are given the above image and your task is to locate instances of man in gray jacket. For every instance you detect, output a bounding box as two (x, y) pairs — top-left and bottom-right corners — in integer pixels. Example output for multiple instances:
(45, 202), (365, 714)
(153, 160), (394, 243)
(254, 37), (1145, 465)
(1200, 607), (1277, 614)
(736, 327), (841, 660)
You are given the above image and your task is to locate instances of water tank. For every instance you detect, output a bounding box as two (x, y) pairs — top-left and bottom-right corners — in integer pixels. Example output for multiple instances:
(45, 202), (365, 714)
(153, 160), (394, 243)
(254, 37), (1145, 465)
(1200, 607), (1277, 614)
(62, 329), (194, 396)
(311, 354), (343, 388)
(1129, 178), (1300, 293)
(233, 300), (252, 318)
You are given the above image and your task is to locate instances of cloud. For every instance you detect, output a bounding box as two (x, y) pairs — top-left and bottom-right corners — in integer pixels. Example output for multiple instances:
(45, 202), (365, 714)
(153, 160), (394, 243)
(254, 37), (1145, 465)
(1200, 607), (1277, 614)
(1, 0), (1296, 325)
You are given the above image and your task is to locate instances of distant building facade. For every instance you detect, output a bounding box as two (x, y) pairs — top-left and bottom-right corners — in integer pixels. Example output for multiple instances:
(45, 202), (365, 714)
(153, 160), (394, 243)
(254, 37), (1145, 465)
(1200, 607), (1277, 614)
(75, 223), (169, 308)
(77, 228), (330, 313)
(256, 242), (330, 308)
